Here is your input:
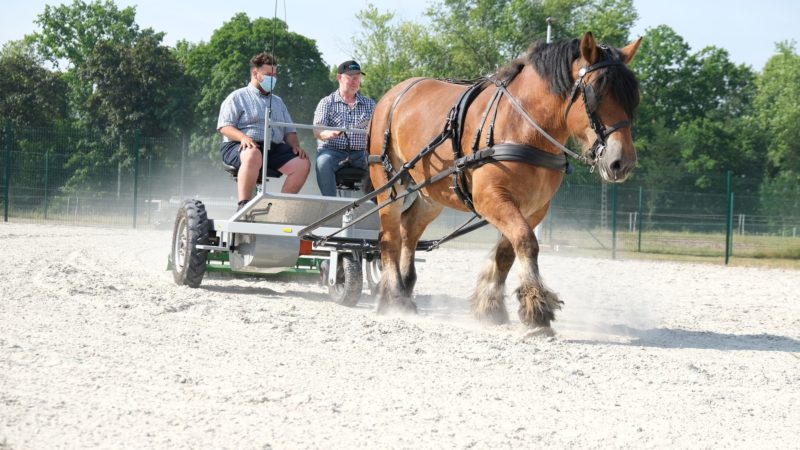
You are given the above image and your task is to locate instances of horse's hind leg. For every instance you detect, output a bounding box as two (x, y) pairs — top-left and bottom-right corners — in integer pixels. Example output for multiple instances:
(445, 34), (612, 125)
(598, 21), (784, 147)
(375, 200), (417, 314)
(469, 235), (514, 324)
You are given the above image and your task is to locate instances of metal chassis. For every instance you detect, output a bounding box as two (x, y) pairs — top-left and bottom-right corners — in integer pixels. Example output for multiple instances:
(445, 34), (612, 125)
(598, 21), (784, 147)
(190, 111), (377, 288)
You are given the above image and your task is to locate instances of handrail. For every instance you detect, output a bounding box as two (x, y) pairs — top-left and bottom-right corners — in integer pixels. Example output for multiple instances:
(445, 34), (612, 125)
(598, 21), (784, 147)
(227, 116), (370, 223)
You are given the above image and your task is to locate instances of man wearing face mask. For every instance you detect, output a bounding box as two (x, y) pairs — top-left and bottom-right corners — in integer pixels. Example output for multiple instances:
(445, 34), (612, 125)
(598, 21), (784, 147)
(312, 60), (376, 197)
(218, 52), (309, 208)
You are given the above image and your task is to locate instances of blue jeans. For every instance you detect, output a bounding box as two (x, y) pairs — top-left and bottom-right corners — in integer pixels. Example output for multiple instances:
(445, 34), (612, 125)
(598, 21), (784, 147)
(315, 148), (367, 196)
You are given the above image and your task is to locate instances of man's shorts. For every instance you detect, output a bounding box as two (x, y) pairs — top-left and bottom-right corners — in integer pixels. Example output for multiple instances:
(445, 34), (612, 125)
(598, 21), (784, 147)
(220, 141), (297, 172)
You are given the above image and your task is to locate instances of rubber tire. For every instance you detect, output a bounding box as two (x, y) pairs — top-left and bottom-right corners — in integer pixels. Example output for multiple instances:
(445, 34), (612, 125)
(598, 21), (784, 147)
(328, 254), (363, 307)
(171, 199), (209, 288)
(365, 256), (382, 296)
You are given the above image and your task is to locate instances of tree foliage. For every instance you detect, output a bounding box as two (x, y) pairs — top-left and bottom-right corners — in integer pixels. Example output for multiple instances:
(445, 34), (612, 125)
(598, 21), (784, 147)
(0, 40), (68, 127)
(754, 41), (800, 179)
(79, 29), (195, 137)
(354, 0), (638, 98)
(31, 0), (139, 69)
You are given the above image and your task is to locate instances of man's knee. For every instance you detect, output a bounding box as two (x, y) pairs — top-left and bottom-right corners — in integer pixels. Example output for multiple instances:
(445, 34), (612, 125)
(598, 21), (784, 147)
(240, 148), (262, 168)
(281, 157), (310, 176)
(316, 153), (339, 173)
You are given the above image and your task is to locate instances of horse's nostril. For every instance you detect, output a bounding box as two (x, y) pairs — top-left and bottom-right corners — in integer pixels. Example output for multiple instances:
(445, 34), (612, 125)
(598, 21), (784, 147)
(610, 159), (622, 173)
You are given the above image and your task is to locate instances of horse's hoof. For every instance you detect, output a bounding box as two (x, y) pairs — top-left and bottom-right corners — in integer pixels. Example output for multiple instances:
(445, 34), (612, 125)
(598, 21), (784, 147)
(475, 309), (510, 325)
(523, 326), (556, 339)
(376, 298), (417, 315)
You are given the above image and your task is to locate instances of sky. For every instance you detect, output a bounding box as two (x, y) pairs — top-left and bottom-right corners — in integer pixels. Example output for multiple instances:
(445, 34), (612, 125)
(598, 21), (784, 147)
(1, 0), (798, 72)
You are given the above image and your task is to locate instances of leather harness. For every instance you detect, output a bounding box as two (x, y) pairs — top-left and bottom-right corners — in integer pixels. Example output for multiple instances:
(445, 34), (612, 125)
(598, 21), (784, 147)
(367, 53), (629, 216)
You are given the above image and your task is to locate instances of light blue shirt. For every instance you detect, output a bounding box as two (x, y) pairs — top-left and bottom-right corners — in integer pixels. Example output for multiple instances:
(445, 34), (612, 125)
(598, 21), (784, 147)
(217, 84), (296, 144)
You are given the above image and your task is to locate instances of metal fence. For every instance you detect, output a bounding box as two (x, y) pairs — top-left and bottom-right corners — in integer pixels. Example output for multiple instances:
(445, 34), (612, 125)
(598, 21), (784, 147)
(2, 123), (799, 262)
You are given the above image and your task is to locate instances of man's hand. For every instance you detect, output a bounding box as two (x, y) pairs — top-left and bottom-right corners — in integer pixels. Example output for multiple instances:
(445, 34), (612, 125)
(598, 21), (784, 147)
(319, 130), (342, 141)
(239, 135), (258, 151)
(292, 145), (307, 160)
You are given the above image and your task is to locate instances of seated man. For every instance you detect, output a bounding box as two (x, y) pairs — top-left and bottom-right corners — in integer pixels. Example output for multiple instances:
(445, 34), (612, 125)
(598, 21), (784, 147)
(217, 52), (309, 209)
(312, 60), (376, 197)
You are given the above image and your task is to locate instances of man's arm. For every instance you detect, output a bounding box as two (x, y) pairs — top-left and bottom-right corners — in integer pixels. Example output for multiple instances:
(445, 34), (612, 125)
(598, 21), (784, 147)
(312, 96), (342, 141)
(283, 132), (307, 159)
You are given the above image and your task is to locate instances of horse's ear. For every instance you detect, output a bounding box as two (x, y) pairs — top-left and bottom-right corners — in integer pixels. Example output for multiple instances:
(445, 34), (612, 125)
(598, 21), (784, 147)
(580, 32), (599, 65)
(620, 37), (643, 65)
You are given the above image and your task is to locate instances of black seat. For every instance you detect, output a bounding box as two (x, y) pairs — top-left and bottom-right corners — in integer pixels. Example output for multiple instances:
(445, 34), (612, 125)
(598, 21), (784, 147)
(222, 163), (282, 183)
(335, 166), (368, 191)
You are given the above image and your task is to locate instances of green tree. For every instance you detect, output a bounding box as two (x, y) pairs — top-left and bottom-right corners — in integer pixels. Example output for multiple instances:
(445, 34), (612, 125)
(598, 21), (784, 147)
(754, 41), (800, 179)
(0, 40), (68, 127)
(353, 0), (639, 99)
(29, 0), (144, 127)
(353, 5), (442, 99)
(570, 0), (637, 47)
(79, 29), (195, 137)
(31, 0), (138, 69)
(630, 25), (760, 193)
(628, 25), (691, 133)
(184, 13), (333, 157)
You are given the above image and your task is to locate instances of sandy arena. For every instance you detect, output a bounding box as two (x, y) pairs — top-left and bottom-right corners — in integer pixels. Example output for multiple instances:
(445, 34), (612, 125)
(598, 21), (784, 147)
(1, 222), (799, 449)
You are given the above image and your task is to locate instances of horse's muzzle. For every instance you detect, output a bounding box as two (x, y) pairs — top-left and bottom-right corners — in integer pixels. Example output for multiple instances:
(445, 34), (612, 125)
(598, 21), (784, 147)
(597, 140), (635, 182)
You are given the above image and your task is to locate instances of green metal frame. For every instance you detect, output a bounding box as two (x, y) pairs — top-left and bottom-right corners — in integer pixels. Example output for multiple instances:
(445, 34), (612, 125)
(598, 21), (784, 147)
(204, 252), (323, 280)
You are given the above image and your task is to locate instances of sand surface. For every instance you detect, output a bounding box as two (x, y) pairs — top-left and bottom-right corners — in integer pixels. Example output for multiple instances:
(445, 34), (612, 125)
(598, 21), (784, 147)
(1, 222), (799, 449)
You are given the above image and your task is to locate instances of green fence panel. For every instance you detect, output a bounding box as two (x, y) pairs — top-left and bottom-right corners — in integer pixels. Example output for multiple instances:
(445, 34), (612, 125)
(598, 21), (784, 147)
(1, 125), (798, 262)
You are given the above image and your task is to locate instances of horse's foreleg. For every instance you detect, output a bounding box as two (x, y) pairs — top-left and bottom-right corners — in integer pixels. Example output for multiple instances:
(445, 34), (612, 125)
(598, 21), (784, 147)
(482, 204), (562, 331)
(514, 229), (562, 331)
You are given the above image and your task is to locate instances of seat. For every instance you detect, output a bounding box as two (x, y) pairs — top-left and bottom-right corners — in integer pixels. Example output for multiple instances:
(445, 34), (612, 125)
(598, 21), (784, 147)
(222, 162), (282, 183)
(335, 166), (368, 191)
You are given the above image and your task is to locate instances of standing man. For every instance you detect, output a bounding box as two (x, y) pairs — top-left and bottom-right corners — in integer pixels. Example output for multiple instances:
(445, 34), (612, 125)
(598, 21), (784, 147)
(218, 52), (309, 209)
(312, 60), (376, 197)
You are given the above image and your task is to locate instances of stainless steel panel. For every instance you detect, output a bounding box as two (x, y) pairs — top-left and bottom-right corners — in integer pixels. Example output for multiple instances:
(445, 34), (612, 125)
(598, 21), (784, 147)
(229, 233), (301, 271)
(238, 193), (380, 230)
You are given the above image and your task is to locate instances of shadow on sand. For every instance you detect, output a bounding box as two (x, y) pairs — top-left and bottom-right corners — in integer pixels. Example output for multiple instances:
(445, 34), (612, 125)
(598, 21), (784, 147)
(567, 325), (800, 353)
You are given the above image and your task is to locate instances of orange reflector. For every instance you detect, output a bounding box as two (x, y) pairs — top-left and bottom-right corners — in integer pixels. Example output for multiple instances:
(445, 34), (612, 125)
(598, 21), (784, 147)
(299, 239), (313, 255)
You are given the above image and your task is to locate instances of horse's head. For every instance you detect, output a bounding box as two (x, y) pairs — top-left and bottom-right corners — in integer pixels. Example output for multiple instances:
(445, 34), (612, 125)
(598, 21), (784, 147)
(564, 32), (641, 183)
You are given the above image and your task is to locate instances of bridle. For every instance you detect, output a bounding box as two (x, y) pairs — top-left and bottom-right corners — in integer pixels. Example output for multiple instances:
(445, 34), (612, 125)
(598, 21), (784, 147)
(495, 50), (630, 170)
(564, 52), (631, 167)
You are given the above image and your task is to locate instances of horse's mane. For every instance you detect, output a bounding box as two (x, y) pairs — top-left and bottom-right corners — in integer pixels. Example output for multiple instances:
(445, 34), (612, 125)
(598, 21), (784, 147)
(497, 38), (639, 117)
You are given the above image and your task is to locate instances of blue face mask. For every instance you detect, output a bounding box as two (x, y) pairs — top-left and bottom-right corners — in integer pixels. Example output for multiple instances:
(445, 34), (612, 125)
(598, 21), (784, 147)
(259, 75), (277, 92)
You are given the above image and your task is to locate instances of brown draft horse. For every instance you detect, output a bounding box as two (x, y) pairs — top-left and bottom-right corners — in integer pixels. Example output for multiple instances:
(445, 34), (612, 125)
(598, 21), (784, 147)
(366, 32), (642, 334)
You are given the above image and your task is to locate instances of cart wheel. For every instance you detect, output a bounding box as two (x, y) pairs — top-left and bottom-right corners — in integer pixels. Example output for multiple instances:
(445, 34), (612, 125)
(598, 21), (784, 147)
(365, 256), (382, 296)
(171, 199), (209, 288)
(328, 254), (362, 307)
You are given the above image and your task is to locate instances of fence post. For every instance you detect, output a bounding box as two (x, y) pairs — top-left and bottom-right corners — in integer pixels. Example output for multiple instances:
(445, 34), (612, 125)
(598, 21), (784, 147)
(637, 186), (643, 252)
(3, 121), (12, 222)
(147, 155), (152, 225)
(44, 150), (49, 220)
(611, 183), (618, 259)
(725, 170), (733, 265)
(132, 130), (141, 229)
(180, 133), (187, 200)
